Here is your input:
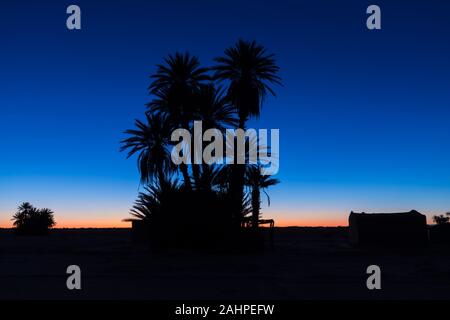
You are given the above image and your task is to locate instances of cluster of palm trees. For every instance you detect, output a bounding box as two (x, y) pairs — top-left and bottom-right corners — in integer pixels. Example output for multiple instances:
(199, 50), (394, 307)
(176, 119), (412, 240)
(11, 202), (56, 235)
(121, 40), (281, 243)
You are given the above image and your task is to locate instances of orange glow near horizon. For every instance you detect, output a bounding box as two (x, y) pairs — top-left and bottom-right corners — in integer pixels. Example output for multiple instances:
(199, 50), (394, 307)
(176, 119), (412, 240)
(0, 216), (348, 229)
(0, 219), (131, 229)
(274, 218), (347, 227)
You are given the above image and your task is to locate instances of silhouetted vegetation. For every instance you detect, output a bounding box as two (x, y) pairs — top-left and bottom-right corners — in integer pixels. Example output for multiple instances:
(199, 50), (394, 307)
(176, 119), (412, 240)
(245, 165), (280, 229)
(430, 225), (450, 243)
(432, 213), (450, 225)
(430, 213), (450, 244)
(121, 40), (281, 250)
(12, 202), (56, 235)
(213, 40), (282, 228)
(123, 173), (255, 250)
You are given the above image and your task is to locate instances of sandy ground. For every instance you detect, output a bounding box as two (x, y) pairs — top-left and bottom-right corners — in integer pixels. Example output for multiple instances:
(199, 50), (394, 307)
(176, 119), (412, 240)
(1, 227), (449, 300)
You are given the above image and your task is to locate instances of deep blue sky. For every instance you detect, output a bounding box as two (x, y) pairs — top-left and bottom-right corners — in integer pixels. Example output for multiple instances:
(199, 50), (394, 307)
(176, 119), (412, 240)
(1, 0), (450, 226)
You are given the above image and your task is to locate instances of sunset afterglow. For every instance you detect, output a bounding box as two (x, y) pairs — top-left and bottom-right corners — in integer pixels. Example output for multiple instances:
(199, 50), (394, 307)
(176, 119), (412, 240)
(1, 0), (450, 228)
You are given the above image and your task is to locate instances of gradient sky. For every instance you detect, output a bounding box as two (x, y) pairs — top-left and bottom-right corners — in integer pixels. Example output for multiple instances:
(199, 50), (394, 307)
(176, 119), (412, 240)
(1, 0), (450, 227)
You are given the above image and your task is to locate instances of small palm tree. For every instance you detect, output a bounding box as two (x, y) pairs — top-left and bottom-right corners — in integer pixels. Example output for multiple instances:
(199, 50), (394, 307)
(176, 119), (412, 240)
(12, 202), (56, 235)
(38, 208), (56, 227)
(245, 166), (280, 229)
(121, 113), (175, 184)
(124, 175), (181, 222)
(12, 202), (35, 229)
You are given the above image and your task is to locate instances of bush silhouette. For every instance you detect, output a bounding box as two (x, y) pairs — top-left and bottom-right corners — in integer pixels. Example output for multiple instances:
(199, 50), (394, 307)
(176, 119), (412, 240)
(124, 175), (254, 250)
(432, 213), (450, 225)
(12, 202), (56, 235)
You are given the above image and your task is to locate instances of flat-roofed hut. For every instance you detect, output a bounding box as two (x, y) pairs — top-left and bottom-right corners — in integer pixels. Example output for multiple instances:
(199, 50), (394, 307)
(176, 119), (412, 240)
(349, 210), (428, 246)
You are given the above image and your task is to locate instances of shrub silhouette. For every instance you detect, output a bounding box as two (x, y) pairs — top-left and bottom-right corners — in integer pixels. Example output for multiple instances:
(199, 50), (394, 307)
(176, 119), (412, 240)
(430, 213), (450, 243)
(432, 213), (450, 225)
(124, 175), (254, 250)
(12, 202), (56, 235)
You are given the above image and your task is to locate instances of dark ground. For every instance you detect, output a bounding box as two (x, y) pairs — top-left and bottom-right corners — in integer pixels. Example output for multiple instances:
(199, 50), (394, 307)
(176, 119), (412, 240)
(1, 227), (449, 300)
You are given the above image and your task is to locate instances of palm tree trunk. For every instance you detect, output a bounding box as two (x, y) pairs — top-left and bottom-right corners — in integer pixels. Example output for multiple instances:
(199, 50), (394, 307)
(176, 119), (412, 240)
(192, 164), (201, 189)
(230, 166), (244, 222)
(238, 116), (246, 130)
(252, 188), (260, 229)
(190, 128), (202, 189)
(179, 163), (192, 190)
(231, 116), (246, 223)
(179, 119), (193, 190)
(157, 167), (166, 186)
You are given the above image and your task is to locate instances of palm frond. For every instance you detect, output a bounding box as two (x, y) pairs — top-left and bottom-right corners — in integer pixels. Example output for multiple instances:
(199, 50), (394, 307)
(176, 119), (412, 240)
(213, 39), (282, 120)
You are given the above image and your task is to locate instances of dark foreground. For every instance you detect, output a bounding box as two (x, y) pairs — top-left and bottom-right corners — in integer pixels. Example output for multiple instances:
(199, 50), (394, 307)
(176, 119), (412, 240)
(1, 227), (449, 300)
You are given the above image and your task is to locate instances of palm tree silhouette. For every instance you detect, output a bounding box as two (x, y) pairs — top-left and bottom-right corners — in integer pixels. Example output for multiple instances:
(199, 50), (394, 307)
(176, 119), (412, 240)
(122, 41), (282, 248)
(245, 166), (280, 229)
(121, 113), (175, 184)
(149, 52), (210, 99)
(124, 175), (181, 222)
(194, 164), (228, 192)
(194, 84), (238, 130)
(38, 208), (56, 230)
(12, 202), (35, 229)
(213, 39), (281, 128)
(147, 52), (209, 189)
(12, 202), (56, 235)
(192, 84), (238, 189)
(213, 39), (281, 223)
